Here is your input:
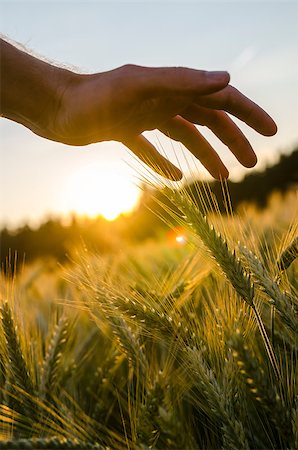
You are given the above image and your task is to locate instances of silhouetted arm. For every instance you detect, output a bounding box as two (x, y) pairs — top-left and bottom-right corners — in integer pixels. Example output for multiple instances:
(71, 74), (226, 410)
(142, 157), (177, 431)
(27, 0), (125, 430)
(0, 38), (277, 180)
(0, 38), (74, 140)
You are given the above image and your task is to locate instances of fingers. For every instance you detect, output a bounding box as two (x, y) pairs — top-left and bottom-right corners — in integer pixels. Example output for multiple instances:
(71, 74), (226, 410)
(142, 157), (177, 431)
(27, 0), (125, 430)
(128, 65), (230, 98)
(158, 116), (229, 180)
(122, 134), (182, 181)
(181, 105), (257, 167)
(122, 96), (190, 135)
(196, 85), (277, 136)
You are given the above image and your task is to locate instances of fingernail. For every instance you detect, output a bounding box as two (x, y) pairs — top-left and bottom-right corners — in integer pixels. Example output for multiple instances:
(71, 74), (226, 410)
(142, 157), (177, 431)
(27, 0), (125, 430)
(208, 71), (230, 82)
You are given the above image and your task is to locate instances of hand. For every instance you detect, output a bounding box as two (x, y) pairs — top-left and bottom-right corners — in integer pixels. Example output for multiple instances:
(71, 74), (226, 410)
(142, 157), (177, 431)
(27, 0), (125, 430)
(51, 64), (277, 181)
(0, 40), (277, 180)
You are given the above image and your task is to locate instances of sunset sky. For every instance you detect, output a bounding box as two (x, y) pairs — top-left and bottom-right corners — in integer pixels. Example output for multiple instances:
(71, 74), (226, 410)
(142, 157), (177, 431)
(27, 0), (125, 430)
(1, 0), (298, 227)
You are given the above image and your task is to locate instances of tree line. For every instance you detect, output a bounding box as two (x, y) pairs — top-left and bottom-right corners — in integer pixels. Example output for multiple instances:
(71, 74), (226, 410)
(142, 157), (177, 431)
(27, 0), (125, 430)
(1, 146), (297, 271)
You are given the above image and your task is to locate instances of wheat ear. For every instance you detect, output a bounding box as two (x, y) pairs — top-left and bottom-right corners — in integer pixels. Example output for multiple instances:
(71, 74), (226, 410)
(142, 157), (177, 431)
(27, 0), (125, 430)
(0, 301), (35, 396)
(159, 187), (281, 379)
(94, 284), (175, 338)
(161, 187), (255, 306)
(185, 346), (250, 450)
(230, 331), (290, 443)
(240, 245), (297, 334)
(277, 236), (298, 272)
(40, 317), (70, 399)
(91, 294), (148, 378)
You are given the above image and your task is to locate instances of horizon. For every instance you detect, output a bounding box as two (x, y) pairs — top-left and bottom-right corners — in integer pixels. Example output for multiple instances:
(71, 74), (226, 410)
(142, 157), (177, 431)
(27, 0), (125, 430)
(1, 0), (298, 227)
(1, 145), (296, 233)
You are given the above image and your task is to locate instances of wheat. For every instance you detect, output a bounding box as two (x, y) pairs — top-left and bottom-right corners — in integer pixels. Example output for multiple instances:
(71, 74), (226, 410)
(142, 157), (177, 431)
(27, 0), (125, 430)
(90, 294), (148, 378)
(157, 187), (282, 378)
(95, 285), (176, 338)
(137, 376), (164, 447)
(240, 245), (297, 334)
(0, 184), (296, 449)
(110, 314), (148, 378)
(40, 317), (70, 399)
(0, 301), (36, 417)
(229, 331), (290, 445)
(277, 236), (298, 271)
(159, 187), (255, 306)
(185, 346), (250, 450)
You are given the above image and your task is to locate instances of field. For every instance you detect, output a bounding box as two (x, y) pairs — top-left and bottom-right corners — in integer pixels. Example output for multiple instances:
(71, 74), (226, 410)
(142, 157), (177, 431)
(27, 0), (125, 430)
(0, 186), (297, 450)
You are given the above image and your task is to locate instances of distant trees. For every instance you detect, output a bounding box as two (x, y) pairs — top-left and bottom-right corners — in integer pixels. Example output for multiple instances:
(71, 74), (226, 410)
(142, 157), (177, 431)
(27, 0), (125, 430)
(1, 146), (297, 271)
(0, 216), (121, 272)
(187, 147), (298, 212)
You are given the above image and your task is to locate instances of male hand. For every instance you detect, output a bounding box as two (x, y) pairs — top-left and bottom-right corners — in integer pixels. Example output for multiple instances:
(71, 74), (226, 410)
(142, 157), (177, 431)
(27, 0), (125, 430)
(51, 64), (277, 180)
(0, 39), (277, 180)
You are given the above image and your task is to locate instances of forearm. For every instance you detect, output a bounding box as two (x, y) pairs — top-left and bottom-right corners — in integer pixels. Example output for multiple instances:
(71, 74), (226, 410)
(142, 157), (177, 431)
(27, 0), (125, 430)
(0, 38), (74, 138)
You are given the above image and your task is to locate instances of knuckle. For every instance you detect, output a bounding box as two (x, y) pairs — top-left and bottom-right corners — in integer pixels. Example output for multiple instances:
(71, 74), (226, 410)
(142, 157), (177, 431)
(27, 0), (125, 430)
(171, 66), (189, 84)
(118, 63), (140, 74)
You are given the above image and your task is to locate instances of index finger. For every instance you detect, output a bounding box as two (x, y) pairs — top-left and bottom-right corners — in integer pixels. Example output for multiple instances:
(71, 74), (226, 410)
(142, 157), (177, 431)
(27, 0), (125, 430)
(196, 85), (277, 136)
(123, 65), (230, 98)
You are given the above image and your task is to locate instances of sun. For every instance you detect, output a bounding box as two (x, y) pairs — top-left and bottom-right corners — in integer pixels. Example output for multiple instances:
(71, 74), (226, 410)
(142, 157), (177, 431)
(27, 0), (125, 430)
(62, 164), (140, 220)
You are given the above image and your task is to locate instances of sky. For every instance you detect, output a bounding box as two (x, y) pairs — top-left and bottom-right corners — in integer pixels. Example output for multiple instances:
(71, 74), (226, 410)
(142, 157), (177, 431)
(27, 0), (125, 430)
(1, 0), (298, 227)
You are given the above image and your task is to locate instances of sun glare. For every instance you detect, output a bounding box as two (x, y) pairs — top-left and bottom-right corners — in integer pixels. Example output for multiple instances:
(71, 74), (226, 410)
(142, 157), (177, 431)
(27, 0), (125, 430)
(62, 164), (140, 220)
(166, 227), (188, 246)
(175, 235), (187, 244)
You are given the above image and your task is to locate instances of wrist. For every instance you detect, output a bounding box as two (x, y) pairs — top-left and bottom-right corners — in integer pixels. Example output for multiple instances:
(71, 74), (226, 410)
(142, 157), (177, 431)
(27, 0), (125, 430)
(0, 39), (77, 139)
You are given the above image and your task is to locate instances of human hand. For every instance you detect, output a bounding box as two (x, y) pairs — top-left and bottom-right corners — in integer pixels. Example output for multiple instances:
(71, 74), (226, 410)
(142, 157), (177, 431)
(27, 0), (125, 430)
(50, 64), (277, 180)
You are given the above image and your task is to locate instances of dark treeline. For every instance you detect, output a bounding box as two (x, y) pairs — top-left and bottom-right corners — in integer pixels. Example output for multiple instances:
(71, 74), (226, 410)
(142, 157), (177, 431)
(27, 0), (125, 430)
(1, 147), (297, 270)
(0, 216), (123, 271)
(198, 146), (298, 210)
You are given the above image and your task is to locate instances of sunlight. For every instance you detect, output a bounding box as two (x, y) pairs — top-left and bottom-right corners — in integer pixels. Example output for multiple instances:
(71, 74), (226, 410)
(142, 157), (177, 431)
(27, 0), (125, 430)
(62, 164), (140, 220)
(175, 235), (187, 245)
(166, 226), (188, 246)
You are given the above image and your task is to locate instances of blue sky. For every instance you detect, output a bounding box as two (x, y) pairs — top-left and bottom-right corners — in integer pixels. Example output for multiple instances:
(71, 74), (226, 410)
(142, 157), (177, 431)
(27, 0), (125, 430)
(1, 1), (298, 227)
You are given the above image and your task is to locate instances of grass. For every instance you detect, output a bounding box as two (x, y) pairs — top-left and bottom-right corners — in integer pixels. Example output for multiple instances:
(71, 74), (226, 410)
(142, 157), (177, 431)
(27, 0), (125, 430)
(0, 185), (297, 449)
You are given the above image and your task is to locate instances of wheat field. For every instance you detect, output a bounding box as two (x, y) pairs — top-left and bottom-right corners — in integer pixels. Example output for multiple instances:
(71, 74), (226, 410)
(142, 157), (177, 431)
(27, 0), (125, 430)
(0, 186), (297, 450)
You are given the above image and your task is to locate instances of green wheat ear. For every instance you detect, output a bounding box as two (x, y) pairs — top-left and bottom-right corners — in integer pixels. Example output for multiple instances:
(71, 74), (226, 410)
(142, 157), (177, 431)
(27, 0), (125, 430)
(158, 187), (281, 379)
(160, 187), (255, 306)
(229, 331), (289, 442)
(185, 346), (250, 450)
(277, 236), (298, 272)
(0, 301), (35, 397)
(239, 245), (297, 334)
(40, 316), (71, 399)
